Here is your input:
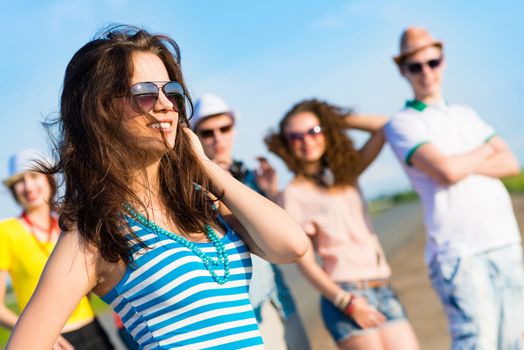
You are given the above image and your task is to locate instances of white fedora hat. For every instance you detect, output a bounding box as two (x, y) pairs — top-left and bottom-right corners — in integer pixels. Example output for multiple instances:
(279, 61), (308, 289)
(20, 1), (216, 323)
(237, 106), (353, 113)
(191, 93), (236, 130)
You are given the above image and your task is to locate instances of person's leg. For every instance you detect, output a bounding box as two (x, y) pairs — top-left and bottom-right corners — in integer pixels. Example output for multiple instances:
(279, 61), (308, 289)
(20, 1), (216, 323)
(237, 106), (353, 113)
(491, 244), (524, 349)
(379, 321), (419, 350)
(372, 285), (419, 350)
(257, 300), (286, 350)
(429, 254), (498, 350)
(282, 310), (312, 350)
(269, 264), (311, 349)
(338, 332), (384, 350)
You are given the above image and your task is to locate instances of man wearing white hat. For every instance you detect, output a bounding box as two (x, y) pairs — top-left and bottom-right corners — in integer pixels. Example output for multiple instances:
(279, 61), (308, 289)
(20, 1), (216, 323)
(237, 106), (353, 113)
(385, 27), (524, 349)
(192, 93), (310, 350)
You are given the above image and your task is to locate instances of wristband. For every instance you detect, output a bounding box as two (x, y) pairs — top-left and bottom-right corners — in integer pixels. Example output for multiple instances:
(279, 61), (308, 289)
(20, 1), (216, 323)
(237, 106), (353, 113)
(333, 291), (352, 311)
(333, 291), (347, 309)
(344, 294), (356, 315)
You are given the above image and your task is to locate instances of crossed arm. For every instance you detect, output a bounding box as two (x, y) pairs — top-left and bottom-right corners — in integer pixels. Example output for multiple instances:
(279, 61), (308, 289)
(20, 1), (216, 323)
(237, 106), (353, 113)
(410, 135), (520, 185)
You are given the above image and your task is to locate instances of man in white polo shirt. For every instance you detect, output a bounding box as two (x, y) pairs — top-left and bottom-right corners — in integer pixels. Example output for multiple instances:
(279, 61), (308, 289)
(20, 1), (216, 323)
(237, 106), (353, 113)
(385, 27), (524, 349)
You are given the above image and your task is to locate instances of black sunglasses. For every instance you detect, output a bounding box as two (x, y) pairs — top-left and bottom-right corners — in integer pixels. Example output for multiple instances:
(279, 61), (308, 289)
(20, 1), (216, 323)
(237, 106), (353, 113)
(129, 81), (190, 115)
(286, 125), (323, 142)
(404, 57), (442, 74)
(197, 124), (234, 139)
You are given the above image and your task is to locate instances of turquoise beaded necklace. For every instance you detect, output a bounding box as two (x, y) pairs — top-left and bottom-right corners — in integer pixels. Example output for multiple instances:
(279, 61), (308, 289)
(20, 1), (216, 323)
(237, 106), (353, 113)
(123, 203), (230, 285)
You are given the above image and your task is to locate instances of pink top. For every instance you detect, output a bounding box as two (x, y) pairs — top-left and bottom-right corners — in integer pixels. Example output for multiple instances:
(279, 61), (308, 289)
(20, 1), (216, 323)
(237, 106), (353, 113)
(279, 180), (391, 282)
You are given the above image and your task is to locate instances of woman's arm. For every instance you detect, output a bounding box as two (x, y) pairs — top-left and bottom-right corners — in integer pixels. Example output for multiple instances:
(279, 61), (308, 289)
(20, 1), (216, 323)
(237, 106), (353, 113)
(342, 115), (388, 174)
(184, 128), (308, 264)
(211, 162), (308, 263)
(343, 114), (388, 132)
(0, 270), (19, 329)
(297, 238), (386, 329)
(356, 128), (386, 175)
(7, 229), (99, 350)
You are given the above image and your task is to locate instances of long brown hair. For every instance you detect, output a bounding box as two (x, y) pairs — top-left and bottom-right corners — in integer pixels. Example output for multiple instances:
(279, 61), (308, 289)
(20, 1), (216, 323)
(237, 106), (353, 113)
(265, 99), (361, 186)
(44, 25), (219, 264)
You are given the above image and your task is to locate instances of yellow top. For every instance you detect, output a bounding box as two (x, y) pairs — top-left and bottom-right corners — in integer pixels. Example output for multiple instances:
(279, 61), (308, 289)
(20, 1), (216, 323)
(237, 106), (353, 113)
(0, 218), (94, 324)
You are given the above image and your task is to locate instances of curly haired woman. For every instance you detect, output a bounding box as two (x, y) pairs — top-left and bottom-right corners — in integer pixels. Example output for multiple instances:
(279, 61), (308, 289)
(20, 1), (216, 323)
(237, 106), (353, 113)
(266, 99), (419, 350)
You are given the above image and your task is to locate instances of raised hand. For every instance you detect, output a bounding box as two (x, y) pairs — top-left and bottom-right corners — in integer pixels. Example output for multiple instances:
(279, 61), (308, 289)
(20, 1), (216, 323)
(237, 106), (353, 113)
(182, 127), (210, 162)
(254, 156), (278, 200)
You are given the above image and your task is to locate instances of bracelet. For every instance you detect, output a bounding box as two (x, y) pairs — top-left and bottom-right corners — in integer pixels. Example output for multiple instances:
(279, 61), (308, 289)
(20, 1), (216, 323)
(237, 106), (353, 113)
(339, 293), (351, 310)
(333, 291), (354, 311)
(333, 290), (346, 309)
(344, 294), (356, 315)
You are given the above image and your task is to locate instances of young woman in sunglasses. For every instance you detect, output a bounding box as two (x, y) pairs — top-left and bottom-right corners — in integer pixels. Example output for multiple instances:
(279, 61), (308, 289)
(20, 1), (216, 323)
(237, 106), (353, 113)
(0, 150), (114, 350)
(266, 100), (419, 350)
(7, 26), (308, 350)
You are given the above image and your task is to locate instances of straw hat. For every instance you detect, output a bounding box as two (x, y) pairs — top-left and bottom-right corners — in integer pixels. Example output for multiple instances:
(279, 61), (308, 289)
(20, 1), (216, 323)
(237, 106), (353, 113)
(191, 93), (236, 130)
(2, 149), (46, 187)
(393, 27), (443, 65)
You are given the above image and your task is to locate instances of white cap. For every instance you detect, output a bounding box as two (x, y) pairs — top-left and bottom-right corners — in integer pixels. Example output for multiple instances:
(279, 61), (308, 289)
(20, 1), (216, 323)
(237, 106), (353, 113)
(3, 149), (47, 187)
(191, 93), (236, 130)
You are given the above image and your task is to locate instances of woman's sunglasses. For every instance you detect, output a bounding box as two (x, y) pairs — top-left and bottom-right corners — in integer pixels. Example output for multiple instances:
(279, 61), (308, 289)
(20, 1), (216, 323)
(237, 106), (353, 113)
(197, 124), (234, 139)
(404, 57), (442, 74)
(130, 81), (191, 116)
(286, 125), (323, 143)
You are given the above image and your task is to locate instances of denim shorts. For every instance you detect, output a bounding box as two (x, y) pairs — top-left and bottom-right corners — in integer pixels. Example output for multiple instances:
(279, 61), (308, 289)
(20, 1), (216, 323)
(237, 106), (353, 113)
(320, 282), (407, 343)
(429, 244), (524, 350)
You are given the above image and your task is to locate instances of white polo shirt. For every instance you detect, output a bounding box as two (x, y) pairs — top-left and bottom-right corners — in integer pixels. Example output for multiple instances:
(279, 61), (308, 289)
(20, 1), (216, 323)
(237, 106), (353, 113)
(385, 100), (521, 263)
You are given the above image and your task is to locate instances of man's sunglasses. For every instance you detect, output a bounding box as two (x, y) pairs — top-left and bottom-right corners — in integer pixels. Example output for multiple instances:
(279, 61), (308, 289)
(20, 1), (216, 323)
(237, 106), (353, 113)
(404, 57), (442, 74)
(286, 125), (323, 143)
(129, 81), (190, 116)
(197, 124), (234, 139)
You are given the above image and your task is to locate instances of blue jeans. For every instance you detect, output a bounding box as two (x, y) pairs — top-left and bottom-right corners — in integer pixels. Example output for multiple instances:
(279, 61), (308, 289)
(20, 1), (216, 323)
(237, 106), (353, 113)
(429, 244), (524, 350)
(321, 283), (407, 343)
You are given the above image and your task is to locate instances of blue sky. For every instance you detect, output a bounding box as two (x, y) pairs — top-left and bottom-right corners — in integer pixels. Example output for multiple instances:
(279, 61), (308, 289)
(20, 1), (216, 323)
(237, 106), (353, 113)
(1, 0), (523, 217)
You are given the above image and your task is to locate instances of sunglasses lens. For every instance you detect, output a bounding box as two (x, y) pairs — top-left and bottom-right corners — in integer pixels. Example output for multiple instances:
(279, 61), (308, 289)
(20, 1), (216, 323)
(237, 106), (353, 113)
(198, 124), (234, 139)
(286, 132), (303, 142)
(308, 125), (323, 136)
(406, 63), (423, 74)
(428, 58), (441, 69)
(129, 81), (191, 115)
(219, 125), (233, 134)
(199, 130), (214, 139)
(405, 57), (442, 74)
(286, 125), (323, 143)
(134, 94), (157, 111)
(130, 82), (159, 111)
(164, 82), (187, 115)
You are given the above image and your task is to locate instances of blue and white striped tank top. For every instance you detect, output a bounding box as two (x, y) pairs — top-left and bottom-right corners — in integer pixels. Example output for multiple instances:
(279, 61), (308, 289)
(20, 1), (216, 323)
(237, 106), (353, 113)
(101, 216), (264, 349)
